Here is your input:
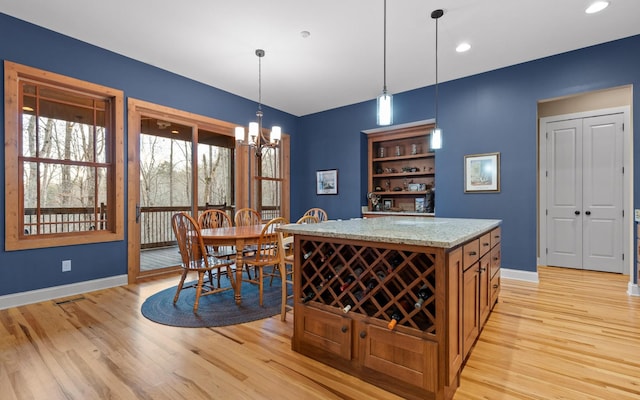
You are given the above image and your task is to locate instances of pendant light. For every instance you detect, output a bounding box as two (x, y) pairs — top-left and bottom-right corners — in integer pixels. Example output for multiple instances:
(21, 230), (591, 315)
(377, 0), (393, 126)
(430, 9), (444, 150)
(235, 49), (281, 156)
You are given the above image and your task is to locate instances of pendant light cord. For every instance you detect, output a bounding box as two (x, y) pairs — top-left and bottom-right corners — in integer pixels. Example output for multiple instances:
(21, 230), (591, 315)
(434, 15), (439, 127)
(383, 0), (388, 93)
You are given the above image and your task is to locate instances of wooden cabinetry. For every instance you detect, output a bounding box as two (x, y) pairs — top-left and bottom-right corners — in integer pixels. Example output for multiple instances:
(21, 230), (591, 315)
(366, 123), (435, 214)
(461, 227), (501, 359)
(291, 227), (500, 400)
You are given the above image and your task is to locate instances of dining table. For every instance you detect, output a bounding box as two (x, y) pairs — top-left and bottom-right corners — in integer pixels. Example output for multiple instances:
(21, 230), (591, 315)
(200, 224), (265, 305)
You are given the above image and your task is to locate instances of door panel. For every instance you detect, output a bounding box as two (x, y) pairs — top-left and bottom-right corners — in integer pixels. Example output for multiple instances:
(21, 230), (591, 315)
(582, 115), (623, 272)
(546, 120), (582, 268)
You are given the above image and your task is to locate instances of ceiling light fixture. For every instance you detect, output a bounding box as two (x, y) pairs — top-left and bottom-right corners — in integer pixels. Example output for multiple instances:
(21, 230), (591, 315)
(430, 9), (444, 150)
(585, 1), (609, 14)
(235, 49), (281, 156)
(377, 0), (393, 126)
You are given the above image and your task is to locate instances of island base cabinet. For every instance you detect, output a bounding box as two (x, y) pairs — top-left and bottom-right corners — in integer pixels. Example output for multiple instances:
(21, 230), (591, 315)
(293, 306), (441, 400)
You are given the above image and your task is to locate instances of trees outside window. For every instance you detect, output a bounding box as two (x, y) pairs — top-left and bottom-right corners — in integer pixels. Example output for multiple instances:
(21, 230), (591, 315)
(4, 61), (124, 250)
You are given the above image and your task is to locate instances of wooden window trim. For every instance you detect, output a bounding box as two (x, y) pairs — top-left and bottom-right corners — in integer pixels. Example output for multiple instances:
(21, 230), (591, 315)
(4, 61), (124, 250)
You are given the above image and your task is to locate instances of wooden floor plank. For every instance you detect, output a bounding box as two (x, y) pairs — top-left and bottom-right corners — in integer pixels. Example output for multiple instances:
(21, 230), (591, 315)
(1, 266), (639, 399)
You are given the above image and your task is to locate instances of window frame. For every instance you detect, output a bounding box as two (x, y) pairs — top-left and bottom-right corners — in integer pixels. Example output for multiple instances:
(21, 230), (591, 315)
(4, 61), (124, 250)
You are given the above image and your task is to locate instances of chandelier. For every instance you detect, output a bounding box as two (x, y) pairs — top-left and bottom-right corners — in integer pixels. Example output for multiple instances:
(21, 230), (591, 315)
(235, 49), (281, 156)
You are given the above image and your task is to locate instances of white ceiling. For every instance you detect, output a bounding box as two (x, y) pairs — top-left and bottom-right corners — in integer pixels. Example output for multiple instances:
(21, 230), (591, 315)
(1, 1), (639, 117)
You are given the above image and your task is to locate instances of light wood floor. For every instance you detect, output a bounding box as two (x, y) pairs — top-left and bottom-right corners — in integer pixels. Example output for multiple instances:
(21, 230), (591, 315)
(1, 266), (638, 399)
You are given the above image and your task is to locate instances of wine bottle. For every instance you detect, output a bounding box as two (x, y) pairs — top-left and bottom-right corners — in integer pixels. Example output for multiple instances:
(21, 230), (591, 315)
(340, 267), (363, 292)
(303, 250), (313, 260)
(414, 284), (432, 309)
(342, 290), (363, 313)
(301, 291), (315, 303)
(387, 308), (402, 330)
(387, 254), (403, 274)
(320, 247), (335, 262)
(364, 269), (386, 294)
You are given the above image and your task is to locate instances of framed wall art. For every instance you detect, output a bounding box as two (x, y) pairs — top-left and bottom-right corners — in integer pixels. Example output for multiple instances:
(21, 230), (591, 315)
(464, 152), (500, 192)
(316, 169), (338, 195)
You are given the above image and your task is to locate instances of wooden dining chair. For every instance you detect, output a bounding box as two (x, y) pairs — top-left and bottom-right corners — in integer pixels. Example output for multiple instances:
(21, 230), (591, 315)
(242, 217), (288, 307)
(171, 212), (235, 312)
(234, 207), (262, 278)
(296, 215), (319, 224)
(234, 207), (262, 226)
(198, 209), (235, 286)
(303, 207), (328, 222)
(273, 214), (318, 321)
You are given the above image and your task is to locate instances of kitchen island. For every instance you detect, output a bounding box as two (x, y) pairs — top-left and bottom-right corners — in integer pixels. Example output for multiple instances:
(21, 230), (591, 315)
(280, 217), (502, 400)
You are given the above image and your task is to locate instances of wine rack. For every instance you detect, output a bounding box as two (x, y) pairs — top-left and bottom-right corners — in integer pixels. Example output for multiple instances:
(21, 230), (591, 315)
(298, 239), (438, 334)
(290, 225), (501, 400)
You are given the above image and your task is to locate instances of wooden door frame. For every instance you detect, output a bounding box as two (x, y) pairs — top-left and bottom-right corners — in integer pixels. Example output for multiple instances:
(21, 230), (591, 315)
(538, 106), (632, 278)
(127, 99), (290, 283)
(127, 99), (234, 283)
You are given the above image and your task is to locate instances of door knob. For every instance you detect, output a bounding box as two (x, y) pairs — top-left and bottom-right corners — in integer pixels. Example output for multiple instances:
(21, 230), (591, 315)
(585, 211), (591, 215)
(574, 210), (580, 215)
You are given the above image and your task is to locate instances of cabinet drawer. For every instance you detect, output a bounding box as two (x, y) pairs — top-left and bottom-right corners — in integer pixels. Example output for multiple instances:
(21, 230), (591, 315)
(490, 274), (500, 307)
(463, 239), (480, 270)
(490, 227), (501, 248)
(479, 232), (492, 256)
(361, 324), (438, 392)
(294, 307), (352, 360)
(490, 246), (501, 278)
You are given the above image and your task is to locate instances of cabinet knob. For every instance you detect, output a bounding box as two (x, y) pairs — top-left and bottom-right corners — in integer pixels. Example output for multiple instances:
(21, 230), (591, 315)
(483, 242), (490, 247)
(575, 210), (580, 215)
(479, 267), (486, 272)
(469, 251), (477, 256)
(359, 331), (367, 339)
(341, 325), (348, 333)
(493, 284), (499, 289)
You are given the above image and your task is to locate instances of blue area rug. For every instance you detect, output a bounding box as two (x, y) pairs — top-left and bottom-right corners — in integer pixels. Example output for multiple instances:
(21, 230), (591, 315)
(141, 278), (285, 328)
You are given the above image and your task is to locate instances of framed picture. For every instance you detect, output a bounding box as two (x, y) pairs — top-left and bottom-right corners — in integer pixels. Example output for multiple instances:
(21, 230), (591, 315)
(316, 169), (338, 195)
(382, 198), (393, 210)
(464, 152), (500, 192)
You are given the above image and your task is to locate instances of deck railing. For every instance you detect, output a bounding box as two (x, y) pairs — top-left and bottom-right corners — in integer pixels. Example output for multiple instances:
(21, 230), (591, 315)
(24, 204), (281, 249)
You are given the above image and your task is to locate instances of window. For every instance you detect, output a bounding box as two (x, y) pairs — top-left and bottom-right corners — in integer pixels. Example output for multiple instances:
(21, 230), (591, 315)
(4, 61), (124, 250)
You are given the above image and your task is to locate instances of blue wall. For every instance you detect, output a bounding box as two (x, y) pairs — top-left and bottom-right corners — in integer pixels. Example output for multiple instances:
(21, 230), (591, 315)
(1, 12), (639, 297)
(296, 36), (640, 274)
(0, 13), (297, 296)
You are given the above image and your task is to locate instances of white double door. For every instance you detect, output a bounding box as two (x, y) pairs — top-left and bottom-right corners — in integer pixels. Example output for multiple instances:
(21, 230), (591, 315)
(545, 113), (624, 273)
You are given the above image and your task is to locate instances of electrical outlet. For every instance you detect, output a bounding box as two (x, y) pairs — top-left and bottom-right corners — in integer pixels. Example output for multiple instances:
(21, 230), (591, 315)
(62, 259), (71, 272)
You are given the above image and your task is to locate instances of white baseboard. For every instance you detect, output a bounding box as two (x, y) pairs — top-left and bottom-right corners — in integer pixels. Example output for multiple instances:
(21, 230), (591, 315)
(501, 267), (539, 283)
(628, 283), (640, 296)
(0, 275), (127, 310)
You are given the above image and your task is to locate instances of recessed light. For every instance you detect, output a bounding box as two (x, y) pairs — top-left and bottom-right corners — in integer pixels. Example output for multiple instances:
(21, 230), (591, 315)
(456, 42), (471, 53)
(300, 30), (311, 38)
(585, 1), (609, 14)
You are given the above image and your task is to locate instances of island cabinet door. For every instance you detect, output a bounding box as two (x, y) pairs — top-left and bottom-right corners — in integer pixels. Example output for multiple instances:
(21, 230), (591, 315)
(462, 262), (480, 359)
(358, 323), (438, 395)
(293, 306), (352, 362)
(446, 247), (463, 387)
(479, 253), (491, 326)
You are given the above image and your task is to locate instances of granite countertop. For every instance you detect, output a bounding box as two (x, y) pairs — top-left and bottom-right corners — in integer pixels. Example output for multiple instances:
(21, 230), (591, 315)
(279, 217), (501, 249)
